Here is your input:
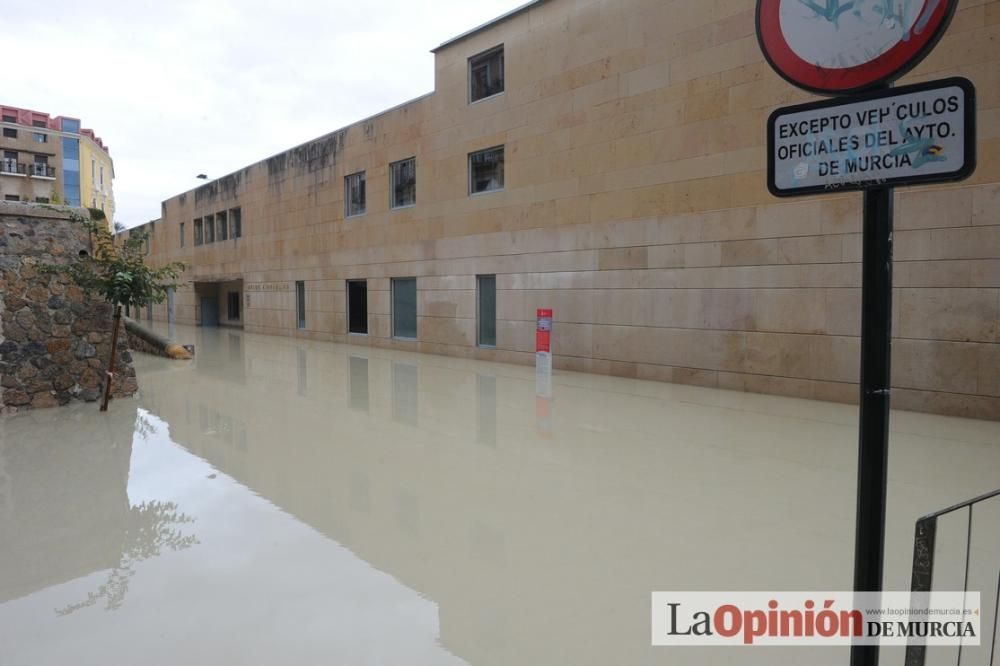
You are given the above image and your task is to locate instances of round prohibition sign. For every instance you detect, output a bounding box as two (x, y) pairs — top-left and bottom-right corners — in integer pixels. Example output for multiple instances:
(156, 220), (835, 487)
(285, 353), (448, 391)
(756, 0), (958, 95)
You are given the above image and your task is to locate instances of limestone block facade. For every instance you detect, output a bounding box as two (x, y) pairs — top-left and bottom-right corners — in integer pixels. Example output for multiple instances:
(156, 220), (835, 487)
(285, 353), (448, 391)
(143, 0), (1000, 419)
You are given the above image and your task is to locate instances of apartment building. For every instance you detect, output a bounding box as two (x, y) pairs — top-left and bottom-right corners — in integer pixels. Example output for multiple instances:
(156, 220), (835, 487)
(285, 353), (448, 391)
(143, 0), (1000, 419)
(0, 105), (114, 222)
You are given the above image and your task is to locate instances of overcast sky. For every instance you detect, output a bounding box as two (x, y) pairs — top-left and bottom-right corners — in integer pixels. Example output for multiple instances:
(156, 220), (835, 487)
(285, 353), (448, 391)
(3, 0), (524, 228)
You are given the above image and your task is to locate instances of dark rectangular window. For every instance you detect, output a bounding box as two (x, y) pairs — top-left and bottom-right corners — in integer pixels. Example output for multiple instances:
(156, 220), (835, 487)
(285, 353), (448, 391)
(35, 197), (50, 204)
(2, 128), (16, 138)
(391, 277), (417, 339)
(469, 45), (504, 103)
(33, 133), (46, 144)
(345, 171), (366, 217)
(1, 115), (15, 123)
(227, 292), (241, 321)
(180, 222), (186, 248)
(204, 215), (215, 243)
(469, 146), (504, 194)
(348, 280), (368, 335)
(216, 211), (228, 241)
(5, 195), (20, 201)
(193, 218), (203, 246)
(296, 281), (306, 330)
(390, 157), (416, 209)
(32, 120), (46, 128)
(230, 207), (242, 238)
(477, 275), (497, 347)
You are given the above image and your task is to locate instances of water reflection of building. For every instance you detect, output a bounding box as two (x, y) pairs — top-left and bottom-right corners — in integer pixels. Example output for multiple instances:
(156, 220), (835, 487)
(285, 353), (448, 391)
(0, 404), (200, 614)
(0, 404), (134, 603)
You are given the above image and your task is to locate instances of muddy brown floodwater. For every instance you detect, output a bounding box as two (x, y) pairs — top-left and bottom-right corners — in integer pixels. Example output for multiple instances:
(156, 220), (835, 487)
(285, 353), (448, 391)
(1, 324), (998, 665)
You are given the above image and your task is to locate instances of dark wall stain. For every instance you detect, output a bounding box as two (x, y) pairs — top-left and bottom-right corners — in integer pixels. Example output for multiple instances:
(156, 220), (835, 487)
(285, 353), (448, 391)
(194, 167), (253, 206)
(363, 120), (376, 142)
(265, 131), (347, 185)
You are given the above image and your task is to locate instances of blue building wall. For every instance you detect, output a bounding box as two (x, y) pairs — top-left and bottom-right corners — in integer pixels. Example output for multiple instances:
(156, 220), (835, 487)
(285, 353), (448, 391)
(61, 137), (81, 206)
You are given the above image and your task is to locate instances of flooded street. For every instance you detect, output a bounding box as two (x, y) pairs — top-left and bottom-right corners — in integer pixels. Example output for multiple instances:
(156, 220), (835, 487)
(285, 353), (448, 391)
(1, 325), (998, 665)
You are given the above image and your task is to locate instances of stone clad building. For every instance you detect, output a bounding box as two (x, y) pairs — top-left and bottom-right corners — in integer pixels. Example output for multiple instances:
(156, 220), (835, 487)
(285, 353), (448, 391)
(142, 0), (1000, 419)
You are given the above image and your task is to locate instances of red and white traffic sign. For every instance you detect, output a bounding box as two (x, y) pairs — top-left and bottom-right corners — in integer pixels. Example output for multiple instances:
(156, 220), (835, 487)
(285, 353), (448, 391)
(756, 0), (958, 95)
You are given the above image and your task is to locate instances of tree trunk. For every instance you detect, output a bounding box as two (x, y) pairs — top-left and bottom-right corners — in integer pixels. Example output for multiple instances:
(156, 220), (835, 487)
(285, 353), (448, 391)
(100, 305), (122, 412)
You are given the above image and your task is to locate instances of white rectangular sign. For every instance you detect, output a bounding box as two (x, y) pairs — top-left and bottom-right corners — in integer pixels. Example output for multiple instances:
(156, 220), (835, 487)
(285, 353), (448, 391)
(768, 78), (975, 196)
(652, 591), (982, 647)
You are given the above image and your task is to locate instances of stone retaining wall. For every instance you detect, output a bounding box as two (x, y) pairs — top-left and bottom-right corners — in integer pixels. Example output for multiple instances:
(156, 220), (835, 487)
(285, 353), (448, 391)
(0, 203), (137, 414)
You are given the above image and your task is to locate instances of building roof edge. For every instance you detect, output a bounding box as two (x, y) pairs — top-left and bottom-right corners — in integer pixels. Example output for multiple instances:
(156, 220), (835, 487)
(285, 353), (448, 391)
(431, 0), (550, 53)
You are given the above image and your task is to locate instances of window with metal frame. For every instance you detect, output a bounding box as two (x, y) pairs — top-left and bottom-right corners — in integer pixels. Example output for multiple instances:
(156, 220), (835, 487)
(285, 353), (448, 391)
(477, 275), (497, 347)
(216, 211), (228, 241)
(469, 146), (504, 195)
(296, 281), (306, 329)
(391, 277), (417, 339)
(344, 171), (366, 217)
(390, 158), (416, 209)
(469, 45), (504, 103)
(230, 207), (242, 238)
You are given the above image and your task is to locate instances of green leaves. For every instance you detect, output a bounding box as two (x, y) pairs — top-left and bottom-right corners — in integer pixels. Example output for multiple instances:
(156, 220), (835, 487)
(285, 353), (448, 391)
(41, 209), (186, 310)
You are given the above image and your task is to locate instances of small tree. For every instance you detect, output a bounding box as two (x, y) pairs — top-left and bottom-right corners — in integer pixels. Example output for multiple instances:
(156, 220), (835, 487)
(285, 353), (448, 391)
(44, 208), (184, 411)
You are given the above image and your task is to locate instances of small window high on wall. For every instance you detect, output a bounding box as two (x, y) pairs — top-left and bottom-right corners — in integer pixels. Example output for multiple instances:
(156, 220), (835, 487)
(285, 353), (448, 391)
(216, 211), (228, 241)
(390, 158), (416, 209)
(469, 45), (504, 103)
(230, 207), (242, 238)
(345, 171), (366, 218)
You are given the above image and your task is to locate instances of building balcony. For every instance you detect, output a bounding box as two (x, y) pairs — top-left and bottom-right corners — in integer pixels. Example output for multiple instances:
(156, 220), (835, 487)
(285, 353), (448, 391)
(1, 160), (27, 176)
(29, 163), (55, 179)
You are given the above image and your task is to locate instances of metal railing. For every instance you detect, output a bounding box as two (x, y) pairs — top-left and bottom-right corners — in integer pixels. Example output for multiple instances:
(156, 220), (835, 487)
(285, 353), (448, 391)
(906, 488), (1000, 665)
(29, 163), (55, 178)
(1, 159), (26, 175)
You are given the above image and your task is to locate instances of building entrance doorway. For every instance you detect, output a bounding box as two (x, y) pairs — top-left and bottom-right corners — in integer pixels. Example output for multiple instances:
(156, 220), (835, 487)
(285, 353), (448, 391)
(200, 297), (219, 327)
